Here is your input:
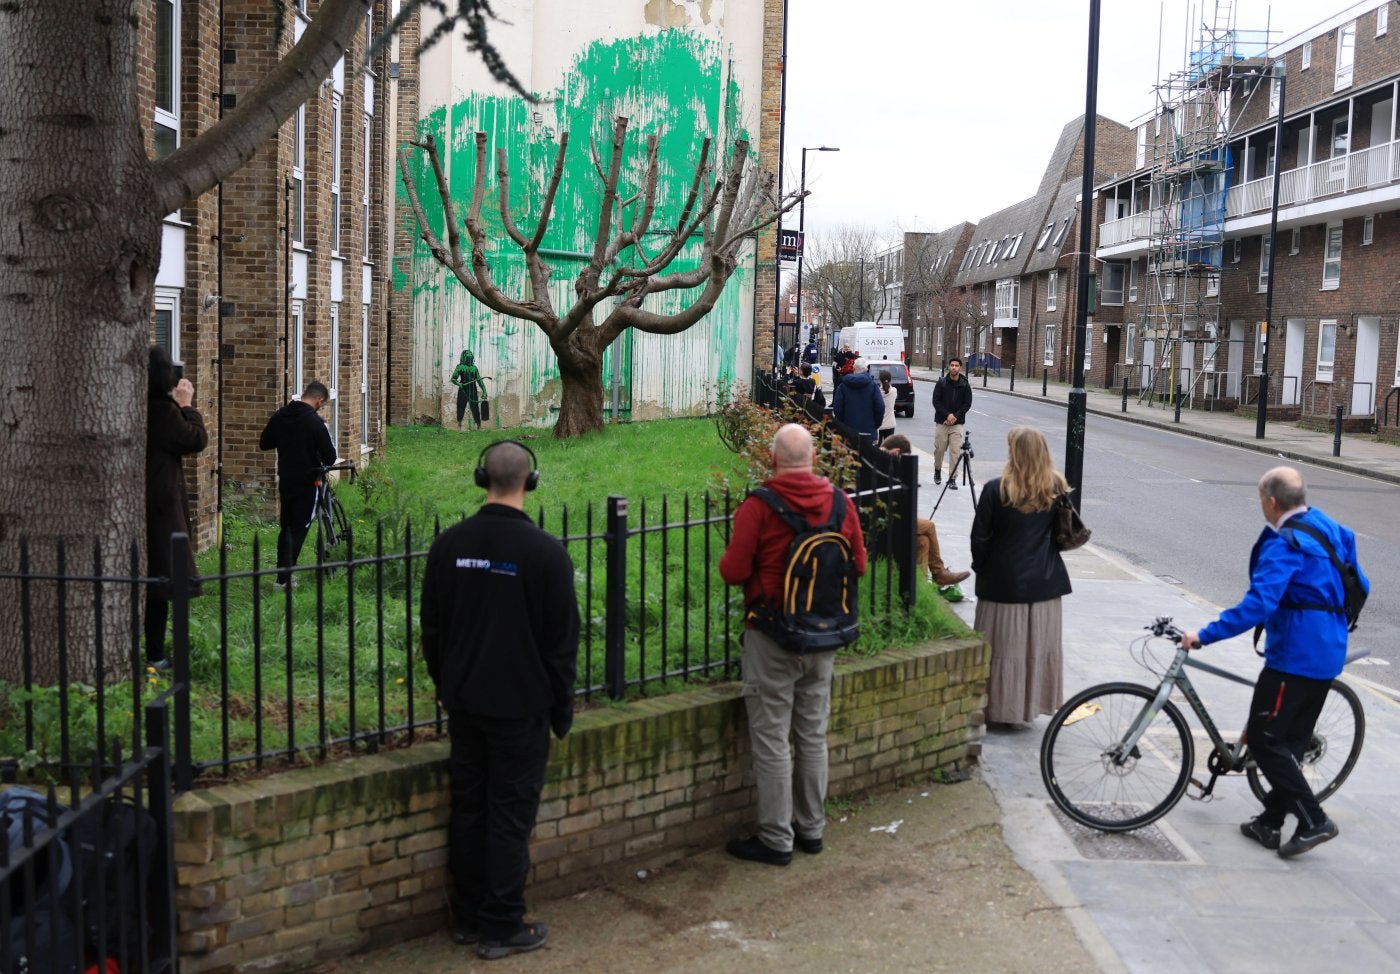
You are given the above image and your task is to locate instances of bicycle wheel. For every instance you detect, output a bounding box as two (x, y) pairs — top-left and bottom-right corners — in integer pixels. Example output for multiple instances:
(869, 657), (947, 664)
(330, 495), (352, 549)
(1247, 678), (1364, 805)
(1040, 681), (1195, 832)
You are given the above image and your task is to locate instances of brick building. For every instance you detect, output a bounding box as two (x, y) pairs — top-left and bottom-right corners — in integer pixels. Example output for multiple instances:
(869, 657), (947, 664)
(1096, 0), (1400, 429)
(144, 0), (399, 548)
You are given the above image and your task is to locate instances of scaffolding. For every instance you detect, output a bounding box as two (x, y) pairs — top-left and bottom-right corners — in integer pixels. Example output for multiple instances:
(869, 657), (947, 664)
(1142, 1), (1274, 407)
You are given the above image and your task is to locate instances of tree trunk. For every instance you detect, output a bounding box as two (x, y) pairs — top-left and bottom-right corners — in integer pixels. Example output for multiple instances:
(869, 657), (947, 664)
(552, 332), (607, 438)
(0, 1), (156, 684)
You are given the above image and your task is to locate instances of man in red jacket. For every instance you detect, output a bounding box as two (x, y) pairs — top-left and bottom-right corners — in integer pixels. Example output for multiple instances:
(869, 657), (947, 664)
(719, 423), (867, 865)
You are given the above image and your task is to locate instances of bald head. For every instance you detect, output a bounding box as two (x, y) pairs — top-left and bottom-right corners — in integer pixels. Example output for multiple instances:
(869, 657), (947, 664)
(483, 442), (533, 504)
(1259, 466), (1306, 509)
(771, 423), (814, 473)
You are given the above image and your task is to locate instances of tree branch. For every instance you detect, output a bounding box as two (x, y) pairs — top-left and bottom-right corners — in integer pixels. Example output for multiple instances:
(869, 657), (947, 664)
(151, 0), (371, 217)
(495, 147), (532, 249)
(396, 140), (487, 304)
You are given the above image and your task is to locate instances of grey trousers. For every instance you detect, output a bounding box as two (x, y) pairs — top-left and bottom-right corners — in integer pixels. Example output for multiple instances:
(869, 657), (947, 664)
(740, 628), (835, 852)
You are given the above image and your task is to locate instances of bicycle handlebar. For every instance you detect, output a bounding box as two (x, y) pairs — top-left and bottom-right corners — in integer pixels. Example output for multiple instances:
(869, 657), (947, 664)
(1147, 617), (1185, 643)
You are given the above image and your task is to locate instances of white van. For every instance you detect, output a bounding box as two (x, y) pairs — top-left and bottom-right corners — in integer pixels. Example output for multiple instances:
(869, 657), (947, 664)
(842, 322), (904, 362)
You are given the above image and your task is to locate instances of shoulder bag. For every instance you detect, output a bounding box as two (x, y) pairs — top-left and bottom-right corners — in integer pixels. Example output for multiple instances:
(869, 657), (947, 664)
(1053, 493), (1091, 551)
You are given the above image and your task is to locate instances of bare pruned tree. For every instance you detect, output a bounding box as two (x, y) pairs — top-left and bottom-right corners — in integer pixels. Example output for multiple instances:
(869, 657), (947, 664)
(399, 115), (803, 437)
(804, 224), (889, 335)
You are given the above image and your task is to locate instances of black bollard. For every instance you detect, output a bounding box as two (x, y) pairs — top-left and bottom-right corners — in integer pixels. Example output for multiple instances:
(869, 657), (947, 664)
(1042, 368), (1048, 397)
(1334, 405), (1344, 457)
(1010, 368), (1016, 392)
(982, 366), (988, 388)
(1122, 375), (1128, 413)
(1174, 383), (1183, 423)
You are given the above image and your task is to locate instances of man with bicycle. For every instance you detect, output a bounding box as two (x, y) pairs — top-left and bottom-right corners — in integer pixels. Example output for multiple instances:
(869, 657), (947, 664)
(259, 381), (337, 586)
(1183, 467), (1368, 859)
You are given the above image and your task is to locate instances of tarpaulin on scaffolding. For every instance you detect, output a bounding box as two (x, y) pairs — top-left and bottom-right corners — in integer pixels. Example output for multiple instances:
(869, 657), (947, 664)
(1175, 147), (1231, 268)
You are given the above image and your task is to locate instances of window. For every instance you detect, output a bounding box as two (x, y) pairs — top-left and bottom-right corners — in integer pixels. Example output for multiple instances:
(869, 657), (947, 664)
(1254, 323), (1266, 374)
(1043, 324), (1056, 366)
(1336, 20), (1356, 90)
(995, 278), (1020, 321)
(360, 307), (371, 448)
(153, 289), (180, 361)
(1005, 233), (1024, 260)
(1259, 234), (1272, 291)
(1052, 217), (1071, 247)
(1302, 41), (1312, 70)
(1136, 124), (1148, 168)
(1207, 272), (1220, 296)
(292, 104), (306, 244)
(330, 93), (343, 255)
(1128, 259), (1139, 302)
(292, 300), (306, 394)
(329, 303), (341, 447)
(363, 113), (373, 258)
(1322, 222), (1343, 288)
(1083, 322), (1092, 372)
(153, 0), (179, 159)
(1232, 238), (1241, 263)
(1102, 262), (1125, 305)
(1317, 319), (1337, 380)
(1290, 227), (1301, 254)
(1379, 5), (1389, 36)
(1126, 323), (1137, 365)
(1364, 215), (1374, 245)
(1269, 76), (1280, 117)
(1046, 271), (1058, 311)
(1332, 116), (1350, 156)
(980, 285), (989, 315)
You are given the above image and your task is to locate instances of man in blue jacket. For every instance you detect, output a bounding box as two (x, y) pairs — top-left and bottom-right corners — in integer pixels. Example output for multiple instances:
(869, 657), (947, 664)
(832, 357), (884, 441)
(1183, 467), (1368, 859)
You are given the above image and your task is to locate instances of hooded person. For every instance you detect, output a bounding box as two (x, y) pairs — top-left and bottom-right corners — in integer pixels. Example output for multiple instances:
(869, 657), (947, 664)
(831, 357), (885, 441)
(450, 349), (485, 429)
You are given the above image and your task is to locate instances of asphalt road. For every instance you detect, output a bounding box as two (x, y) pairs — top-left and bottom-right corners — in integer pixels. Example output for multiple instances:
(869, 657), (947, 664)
(903, 378), (1400, 690)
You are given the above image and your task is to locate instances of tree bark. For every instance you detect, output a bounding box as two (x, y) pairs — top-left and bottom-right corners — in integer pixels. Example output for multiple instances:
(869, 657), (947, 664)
(552, 331), (606, 438)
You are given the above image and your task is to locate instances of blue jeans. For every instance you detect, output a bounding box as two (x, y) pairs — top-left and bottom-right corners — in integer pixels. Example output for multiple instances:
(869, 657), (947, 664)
(446, 711), (551, 940)
(740, 629), (835, 852)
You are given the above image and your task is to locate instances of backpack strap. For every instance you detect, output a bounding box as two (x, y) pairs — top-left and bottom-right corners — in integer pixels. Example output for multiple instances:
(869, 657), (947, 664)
(825, 486), (847, 533)
(748, 487), (807, 535)
(1251, 518), (1349, 653)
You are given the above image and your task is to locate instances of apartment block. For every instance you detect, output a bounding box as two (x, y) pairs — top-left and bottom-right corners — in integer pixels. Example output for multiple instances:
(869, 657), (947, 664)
(1096, 0), (1400, 430)
(143, 0), (399, 547)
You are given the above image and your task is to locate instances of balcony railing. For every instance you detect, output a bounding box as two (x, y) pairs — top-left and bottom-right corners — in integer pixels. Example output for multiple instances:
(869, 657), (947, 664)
(1226, 140), (1400, 218)
(1098, 210), (1159, 248)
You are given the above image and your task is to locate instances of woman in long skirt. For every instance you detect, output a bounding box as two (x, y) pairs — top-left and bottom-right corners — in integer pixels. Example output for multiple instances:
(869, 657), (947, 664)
(969, 426), (1072, 726)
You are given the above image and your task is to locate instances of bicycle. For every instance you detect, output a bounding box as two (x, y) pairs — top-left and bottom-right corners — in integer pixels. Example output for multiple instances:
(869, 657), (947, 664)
(310, 462), (356, 556)
(1040, 616), (1365, 833)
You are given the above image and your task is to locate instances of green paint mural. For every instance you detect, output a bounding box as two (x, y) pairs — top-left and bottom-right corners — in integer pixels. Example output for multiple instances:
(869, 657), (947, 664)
(400, 27), (761, 430)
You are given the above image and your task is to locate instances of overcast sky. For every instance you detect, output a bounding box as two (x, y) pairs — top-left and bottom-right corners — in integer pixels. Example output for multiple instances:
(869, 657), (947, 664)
(782, 0), (1348, 248)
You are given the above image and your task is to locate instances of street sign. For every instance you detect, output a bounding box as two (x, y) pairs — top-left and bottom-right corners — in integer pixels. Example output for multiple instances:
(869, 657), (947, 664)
(778, 229), (803, 262)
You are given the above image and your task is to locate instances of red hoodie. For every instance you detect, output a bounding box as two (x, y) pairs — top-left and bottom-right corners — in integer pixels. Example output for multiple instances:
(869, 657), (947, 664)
(719, 471), (868, 619)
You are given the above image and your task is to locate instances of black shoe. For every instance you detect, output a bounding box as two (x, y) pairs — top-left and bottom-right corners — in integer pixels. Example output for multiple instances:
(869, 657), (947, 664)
(1239, 817), (1281, 850)
(793, 830), (823, 855)
(948, 480), (959, 490)
(451, 925), (480, 946)
(478, 922), (548, 960)
(726, 835), (791, 866)
(933, 473), (942, 485)
(1278, 817), (1338, 858)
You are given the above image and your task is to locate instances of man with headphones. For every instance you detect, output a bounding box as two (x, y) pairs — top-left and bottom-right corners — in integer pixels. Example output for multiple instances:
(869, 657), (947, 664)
(420, 441), (579, 960)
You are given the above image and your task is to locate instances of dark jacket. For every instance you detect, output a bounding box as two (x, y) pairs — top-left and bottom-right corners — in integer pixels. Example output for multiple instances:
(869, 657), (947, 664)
(258, 401), (336, 495)
(147, 397), (208, 595)
(932, 372), (972, 425)
(970, 477), (1072, 604)
(420, 504), (579, 722)
(832, 371), (885, 440)
(1199, 507), (1367, 680)
(719, 471), (867, 618)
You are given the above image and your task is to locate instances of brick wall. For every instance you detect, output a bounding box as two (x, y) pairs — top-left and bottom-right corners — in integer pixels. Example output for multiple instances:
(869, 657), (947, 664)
(172, 636), (987, 973)
(752, 0), (784, 378)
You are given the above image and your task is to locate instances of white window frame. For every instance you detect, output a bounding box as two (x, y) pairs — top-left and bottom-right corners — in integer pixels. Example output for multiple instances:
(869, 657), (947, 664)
(1269, 76), (1280, 117)
(1052, 217), (1071, 247)
(1128, 258), (1139, 302)
(994, 277), (1020, 322)
(330, 92), (343, 256)
(1126, 323), (1137, 365)
(1302, 41), (1312, 71)
(1258, 235), (1272, 292)
(1290, 227), (1301, 255)
(1317, 319), (1337, 381)
(1043, 323), (1056, 366)
(1232, 238), (1241, 263)
(1254, 324), (1266, 375)
(292, 300), (306, 394)
(1083, 322), (1093, 372)
(362, 112), (373, 259)
(1206, 272), (1220, 297)
(1322, 222), (1343, 289)
(1336, 20), (1356, 91)
(153, 0), (180, 159)
(292, 104), (307, 245)
(1379, 5), (1389, 36)
(153, 288), (181, 362)
(980, 285), (989, 316)
(1332, 116), (1350, 156)
(1046, 271), (1058, 312)
(360, 305), (371, 449)
(1363, 215), (1374, 245)
(328, 303), (341, 447)
(1136, 125), (1148, 168)
(1101, 262), (1125, 306)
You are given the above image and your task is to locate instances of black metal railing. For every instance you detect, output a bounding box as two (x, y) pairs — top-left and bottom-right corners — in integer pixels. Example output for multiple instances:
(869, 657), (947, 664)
(2, 446), (917, 790)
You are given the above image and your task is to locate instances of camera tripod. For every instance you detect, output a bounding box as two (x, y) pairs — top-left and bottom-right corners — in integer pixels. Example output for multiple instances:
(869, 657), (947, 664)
(930, 430), (978, 516)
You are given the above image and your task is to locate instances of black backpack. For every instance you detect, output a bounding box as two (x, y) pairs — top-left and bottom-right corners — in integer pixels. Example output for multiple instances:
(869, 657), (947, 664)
(1254, 519), (1367, 651)
(2, 787), (81, 974)
(67, 795), (157, 968)
(745, 486), (860, 653)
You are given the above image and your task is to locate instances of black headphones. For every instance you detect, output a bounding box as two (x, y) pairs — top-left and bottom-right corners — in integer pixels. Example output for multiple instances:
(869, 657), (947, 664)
(474, 440), (540, 492)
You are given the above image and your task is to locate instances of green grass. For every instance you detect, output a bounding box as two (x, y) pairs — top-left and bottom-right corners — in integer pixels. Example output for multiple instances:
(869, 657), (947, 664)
(1, 417), (967, 780)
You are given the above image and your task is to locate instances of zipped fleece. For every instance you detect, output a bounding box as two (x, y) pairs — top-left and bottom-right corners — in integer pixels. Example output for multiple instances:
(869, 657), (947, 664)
(719, 472), (868, 620)
(1199, 507), (1368, 680)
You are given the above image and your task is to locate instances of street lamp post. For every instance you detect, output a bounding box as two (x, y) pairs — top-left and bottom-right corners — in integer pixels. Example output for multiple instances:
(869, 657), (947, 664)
(795, 146), (839, 352)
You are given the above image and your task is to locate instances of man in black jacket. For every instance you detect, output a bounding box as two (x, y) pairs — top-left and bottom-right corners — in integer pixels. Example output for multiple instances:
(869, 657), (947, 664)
(258, 382), (337, 585)
(931, 358), (972, 489)
(420, 442), (579, 960)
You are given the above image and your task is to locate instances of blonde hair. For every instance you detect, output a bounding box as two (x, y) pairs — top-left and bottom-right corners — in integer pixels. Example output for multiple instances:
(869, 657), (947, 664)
(999, 426), (1068, 513)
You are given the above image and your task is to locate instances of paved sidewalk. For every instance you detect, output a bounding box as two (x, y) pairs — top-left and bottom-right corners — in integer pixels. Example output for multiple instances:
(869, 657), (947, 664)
(909, 365), (1400, 485)
(323, 424), (1400, 974)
